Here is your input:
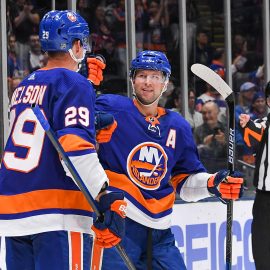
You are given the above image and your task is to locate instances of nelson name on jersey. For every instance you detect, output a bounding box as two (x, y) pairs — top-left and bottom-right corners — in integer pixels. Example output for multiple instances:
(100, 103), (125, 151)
(10, 82), (47, 107)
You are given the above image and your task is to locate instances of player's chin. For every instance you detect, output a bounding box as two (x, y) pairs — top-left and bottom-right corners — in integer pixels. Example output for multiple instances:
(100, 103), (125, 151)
(138, 96), (156, 105)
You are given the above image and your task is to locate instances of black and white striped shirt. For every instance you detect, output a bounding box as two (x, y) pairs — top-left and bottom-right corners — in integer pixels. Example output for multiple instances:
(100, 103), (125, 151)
(253, 115), (270, 190)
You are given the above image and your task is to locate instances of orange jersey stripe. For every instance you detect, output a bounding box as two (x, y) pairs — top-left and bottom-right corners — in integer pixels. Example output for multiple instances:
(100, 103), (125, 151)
(0, 189), (92, 214)
(243, 126), (264, 147)
(59, 134), (95, 152)
(70, 232), (82, 270)
(105, 170), (175, 214)
(91, 240), (103, 270)
(170, 174), (190, 191)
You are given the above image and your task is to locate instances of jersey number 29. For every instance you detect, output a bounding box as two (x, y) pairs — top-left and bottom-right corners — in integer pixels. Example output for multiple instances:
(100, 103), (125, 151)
(3, 108), (45, 173)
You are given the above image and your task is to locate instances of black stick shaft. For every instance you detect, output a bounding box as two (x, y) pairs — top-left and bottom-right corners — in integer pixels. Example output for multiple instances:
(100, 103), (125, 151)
(226, 93), (235, 270)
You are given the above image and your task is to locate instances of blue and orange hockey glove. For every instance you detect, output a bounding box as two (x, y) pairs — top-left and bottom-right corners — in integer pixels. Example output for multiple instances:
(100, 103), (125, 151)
(207, 169), (244, 203)
(87, 55), (106, 86)
(95, 111), (117, 143)
(95, 111), (114, 130)
(91, 192), (127, 248)
(96, 121), (117, 143)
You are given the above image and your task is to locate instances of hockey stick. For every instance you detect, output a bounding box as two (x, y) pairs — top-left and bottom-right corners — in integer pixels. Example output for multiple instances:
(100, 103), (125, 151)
(191, 63), (235, 270)
(237, 159), (255, 169)
(31, 105), (136, 270)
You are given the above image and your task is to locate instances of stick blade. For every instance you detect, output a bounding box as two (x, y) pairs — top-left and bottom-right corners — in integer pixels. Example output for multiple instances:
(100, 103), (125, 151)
(191, 63), (233, 99)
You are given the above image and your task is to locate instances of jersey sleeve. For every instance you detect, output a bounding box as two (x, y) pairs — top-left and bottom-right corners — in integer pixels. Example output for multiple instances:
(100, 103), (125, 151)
(53, 78), (97, 156)
(242, 118), (266, 151)
(95, 94), (119, 114)
(95, 94), (107, 112)
(51, 75), (108, 199)
(170, 119), (206, 194)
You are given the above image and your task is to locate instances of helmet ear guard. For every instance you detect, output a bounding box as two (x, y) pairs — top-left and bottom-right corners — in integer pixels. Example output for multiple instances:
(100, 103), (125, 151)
(163, 72), (170, 84)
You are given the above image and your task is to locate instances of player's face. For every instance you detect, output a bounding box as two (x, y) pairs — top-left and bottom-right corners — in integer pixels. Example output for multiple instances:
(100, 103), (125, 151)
(133, 70), (166, 105)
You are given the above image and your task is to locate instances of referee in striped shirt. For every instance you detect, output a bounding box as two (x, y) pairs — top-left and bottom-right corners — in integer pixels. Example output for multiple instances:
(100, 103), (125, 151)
(239, 82), (270, 270)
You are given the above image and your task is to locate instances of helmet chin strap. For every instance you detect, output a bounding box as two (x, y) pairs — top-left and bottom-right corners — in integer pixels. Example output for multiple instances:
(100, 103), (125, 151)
(68, 48), (86, 65)
(131, 79), (168, 107)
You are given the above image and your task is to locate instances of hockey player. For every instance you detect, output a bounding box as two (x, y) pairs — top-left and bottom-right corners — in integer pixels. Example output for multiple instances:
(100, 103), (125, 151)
(94, 50), (244, 269)
(0, 10), (126, 270)
(239, 81), (270, 270)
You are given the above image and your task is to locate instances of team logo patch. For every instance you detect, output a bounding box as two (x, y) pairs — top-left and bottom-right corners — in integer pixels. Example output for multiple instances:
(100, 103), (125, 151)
(127, 142), (168, 190)
(67, 12), (77, 22)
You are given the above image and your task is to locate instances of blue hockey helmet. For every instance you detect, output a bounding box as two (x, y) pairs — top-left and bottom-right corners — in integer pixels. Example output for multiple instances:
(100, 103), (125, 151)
(130, 50), (171, 79)
(39, 10), (91, 52)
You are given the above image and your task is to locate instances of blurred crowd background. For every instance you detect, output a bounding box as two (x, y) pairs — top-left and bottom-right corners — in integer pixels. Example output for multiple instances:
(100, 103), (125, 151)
(5, 0), (268, 196)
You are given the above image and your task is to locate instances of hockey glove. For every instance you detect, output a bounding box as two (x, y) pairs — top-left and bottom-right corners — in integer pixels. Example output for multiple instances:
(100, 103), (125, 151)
(96, 120), (117, 144)
(95, 111), (114, 131)
(207, 169), (244, 203)
(95, 111), (117, 143)
(87, 55), (106, 86)
(91, 192), (127, 248)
